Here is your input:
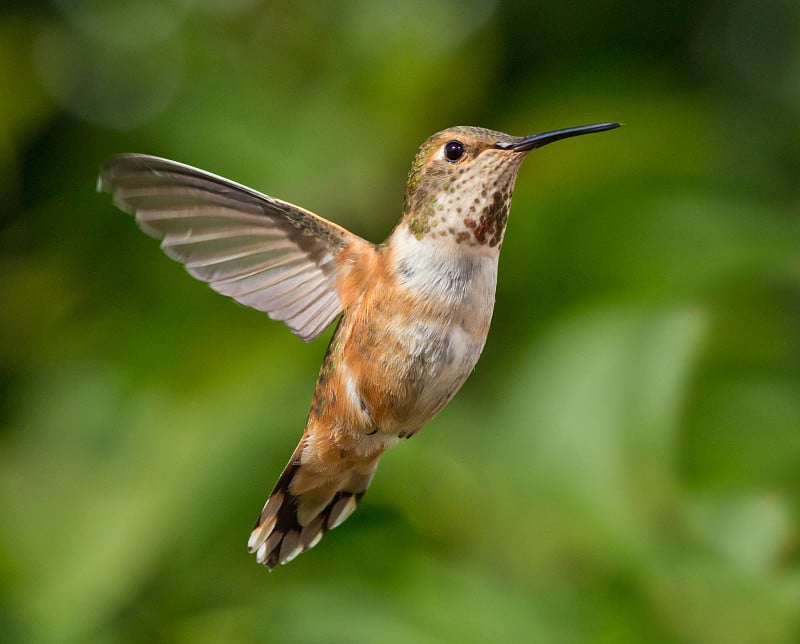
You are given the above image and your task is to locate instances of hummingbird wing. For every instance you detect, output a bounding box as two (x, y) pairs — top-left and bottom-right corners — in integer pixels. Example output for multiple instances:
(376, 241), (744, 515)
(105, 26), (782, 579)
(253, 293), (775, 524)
(98, 154), (360, 341)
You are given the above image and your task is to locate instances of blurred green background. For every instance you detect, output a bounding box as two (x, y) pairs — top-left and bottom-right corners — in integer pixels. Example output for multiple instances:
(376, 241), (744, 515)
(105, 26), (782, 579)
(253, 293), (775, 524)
(1, 1), (799, 642)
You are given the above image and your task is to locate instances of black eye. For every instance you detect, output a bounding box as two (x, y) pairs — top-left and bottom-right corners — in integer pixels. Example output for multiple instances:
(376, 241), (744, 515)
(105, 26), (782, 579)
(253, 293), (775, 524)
(444, 140), (465, 162)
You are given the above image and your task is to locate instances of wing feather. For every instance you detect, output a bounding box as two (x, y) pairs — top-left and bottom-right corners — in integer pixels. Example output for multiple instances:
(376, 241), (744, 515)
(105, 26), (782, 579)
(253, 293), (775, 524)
(98, 154), (363, 341)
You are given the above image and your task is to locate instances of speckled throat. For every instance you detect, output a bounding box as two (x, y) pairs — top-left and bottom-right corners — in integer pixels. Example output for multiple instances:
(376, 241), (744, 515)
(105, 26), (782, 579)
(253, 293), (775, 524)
(400, 126), (528, 249)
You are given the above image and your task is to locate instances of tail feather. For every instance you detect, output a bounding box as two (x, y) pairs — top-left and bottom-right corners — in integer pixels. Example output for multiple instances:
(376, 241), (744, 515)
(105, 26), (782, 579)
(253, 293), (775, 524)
(247, 437), (378, 569)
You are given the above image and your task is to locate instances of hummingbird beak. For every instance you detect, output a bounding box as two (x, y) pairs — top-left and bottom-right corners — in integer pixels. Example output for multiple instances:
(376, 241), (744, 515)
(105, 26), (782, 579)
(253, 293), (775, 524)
(497, 122), (621, 152)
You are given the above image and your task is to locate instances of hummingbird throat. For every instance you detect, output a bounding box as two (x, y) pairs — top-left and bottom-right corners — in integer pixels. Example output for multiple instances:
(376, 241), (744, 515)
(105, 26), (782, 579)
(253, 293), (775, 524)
(401, 144), (522, 249)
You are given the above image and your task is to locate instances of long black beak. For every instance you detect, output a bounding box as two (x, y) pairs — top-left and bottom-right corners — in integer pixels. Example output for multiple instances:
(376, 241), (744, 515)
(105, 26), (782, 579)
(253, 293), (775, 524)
(497, 122), (621, 152)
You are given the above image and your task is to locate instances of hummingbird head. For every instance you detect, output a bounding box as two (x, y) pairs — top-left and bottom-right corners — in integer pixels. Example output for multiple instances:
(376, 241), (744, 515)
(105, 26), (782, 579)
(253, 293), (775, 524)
(400, 122), (620, 250)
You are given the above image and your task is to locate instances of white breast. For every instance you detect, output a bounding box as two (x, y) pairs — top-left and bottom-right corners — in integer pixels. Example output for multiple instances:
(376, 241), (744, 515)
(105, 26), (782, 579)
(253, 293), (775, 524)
(387, 225), (500, 423)
(390, 225), (499, 321)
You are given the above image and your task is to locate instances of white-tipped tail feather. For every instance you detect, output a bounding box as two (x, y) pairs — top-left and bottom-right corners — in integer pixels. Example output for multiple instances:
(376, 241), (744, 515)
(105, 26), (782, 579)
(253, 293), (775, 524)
(247, 439), (376, 569)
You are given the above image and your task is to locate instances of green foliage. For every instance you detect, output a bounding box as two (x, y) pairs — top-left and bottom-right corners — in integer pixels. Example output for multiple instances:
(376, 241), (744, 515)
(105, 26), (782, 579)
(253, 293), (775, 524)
(1, 1), (799, 642)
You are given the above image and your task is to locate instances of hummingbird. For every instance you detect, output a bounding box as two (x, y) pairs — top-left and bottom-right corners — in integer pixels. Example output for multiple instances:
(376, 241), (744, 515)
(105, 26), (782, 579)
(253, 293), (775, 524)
(98, 121), (620, 569)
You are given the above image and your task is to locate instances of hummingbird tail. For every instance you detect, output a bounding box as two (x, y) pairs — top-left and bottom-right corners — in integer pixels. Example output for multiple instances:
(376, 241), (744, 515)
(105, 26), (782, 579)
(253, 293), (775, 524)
(247, 436), (380, 569)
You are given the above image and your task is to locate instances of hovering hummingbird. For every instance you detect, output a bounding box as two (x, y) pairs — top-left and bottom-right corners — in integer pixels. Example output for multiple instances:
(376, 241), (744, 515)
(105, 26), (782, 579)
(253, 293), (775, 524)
(99, 121), (620, 569)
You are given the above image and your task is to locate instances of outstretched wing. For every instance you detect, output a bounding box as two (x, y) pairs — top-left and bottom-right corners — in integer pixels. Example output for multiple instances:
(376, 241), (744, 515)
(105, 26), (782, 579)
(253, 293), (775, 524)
(99, 154), (361, 341)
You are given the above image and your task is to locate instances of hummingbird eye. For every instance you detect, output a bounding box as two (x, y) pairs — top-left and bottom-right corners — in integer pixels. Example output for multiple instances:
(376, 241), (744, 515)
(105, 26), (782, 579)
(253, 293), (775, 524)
(443, 140), (465, 163)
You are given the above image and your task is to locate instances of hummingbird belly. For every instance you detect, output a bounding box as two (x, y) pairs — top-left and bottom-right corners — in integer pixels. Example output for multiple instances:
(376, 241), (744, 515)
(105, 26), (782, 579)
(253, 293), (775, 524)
(343, 290), (492, 438)
(325, 235), (498, 441)
(395, 318), (485, 431)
